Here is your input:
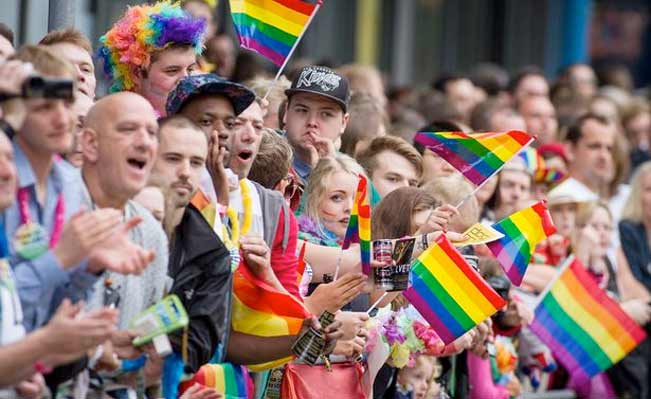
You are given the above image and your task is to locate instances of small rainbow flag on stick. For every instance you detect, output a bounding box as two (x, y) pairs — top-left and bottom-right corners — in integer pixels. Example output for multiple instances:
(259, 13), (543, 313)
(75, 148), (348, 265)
(486, 200), (556, 286)
(530, 257), (646, 382)
(403, 235), (507, 344)
(414, 131), (534, 186)
(180, 363), (251, 399)
(229, 0), (321, 67)
(342, 174), (372, 275)
(231, 262), (311, 371)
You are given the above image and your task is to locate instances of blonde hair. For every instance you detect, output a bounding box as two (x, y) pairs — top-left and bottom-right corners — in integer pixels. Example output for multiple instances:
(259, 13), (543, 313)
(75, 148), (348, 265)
(337, 63), (386, 106)
(39, 28), (92, 54)
(12, 45), (75, 78)
(304, 154), (366, 223)
(245, 76), (290, 106)
(423, 174), (479, 231)
(575, 200), (612, 228)
(621, 161), (651, 222)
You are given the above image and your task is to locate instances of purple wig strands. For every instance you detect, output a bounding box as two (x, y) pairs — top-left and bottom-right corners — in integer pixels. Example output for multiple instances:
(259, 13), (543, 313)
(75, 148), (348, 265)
(97, 1), (206, 92)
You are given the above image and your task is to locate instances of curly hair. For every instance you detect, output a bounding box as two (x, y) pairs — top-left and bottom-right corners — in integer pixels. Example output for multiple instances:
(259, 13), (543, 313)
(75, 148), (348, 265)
(97, 1), (205, 92)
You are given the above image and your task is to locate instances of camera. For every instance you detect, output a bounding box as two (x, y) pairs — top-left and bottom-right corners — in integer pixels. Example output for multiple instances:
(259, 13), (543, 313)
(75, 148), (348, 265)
(22, 76), (74, 100)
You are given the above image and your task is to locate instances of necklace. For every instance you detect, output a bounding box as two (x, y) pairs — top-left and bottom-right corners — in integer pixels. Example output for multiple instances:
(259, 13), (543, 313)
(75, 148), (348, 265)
(13, 188), (65, 260)
(221, 207), (240, 249)
(239, 179), (253, 236)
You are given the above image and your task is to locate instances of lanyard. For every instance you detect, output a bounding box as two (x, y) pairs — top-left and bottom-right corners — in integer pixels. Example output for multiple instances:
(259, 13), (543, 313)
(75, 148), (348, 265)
(16, 187), (65, 248)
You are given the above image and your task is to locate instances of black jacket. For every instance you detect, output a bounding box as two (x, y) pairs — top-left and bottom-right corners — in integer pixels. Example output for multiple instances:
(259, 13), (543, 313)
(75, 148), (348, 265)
(168, 203), (233, 372)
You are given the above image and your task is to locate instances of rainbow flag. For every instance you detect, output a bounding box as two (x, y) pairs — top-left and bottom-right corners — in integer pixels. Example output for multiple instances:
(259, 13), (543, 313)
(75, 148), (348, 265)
(535, 168), (567, 185)
(403, 235), (507, 344)
(530, 258), (646, 382)
(180, 363), (252, 399)
(341, 174), (372, 275)
(486, 201), (556, 286)
(190, 189), (217, 227)
(414, 130), (534, 186)
(231, 262), (311, 371)
(229, 0), (320, 66)
(519, 147), (544, 175)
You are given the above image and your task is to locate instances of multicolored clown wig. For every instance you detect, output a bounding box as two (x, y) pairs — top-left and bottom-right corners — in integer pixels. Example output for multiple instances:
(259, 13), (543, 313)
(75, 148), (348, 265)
(97, 1), (206, 92)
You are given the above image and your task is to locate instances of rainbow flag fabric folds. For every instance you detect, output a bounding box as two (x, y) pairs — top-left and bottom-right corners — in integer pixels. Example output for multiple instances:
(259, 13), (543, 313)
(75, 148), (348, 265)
(486, 200), (556, 286)
(530, 258), (646, 382)
(231, 262), (311, 370)
(190, 189), (217, 227)
(403, 235), (507, 344)
(414, 130), (533, 186)
(229, 0), (319, 66)
(341, 174), (372, 275)
(181, 363), (252, 399)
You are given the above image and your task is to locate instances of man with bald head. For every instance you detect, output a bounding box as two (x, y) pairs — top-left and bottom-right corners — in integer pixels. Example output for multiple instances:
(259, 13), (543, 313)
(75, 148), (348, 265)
(77, 92), (169, 395)
(81, 92), (168, 326)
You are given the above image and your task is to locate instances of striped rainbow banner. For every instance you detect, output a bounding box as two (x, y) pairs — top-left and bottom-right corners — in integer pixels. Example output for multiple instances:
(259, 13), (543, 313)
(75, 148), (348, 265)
(403, 235), (507, 344)
(229, 0), (320, 66)
(180, 363), (251, 399)
(231, 262), (311, 371)
(530, 257), (646, 382)
(414, 130), (534, 186)
(341, 174), (372, 275)
(486, 200), (556, 286)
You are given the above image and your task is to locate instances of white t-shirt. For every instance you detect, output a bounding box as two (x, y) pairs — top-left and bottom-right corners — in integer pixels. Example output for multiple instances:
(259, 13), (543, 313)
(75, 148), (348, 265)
(0, 258), (25, 346)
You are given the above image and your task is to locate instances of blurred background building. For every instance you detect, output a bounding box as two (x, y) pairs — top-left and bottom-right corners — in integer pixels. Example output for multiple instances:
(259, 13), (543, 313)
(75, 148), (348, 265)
(1, 0), (649, 90)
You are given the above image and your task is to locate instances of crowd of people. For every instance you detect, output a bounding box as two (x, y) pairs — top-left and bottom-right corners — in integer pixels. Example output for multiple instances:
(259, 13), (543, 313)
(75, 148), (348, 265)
(0, 1), (650, 398)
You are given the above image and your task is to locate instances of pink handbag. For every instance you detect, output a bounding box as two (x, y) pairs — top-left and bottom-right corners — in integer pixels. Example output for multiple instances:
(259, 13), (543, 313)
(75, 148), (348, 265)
(281, 362), (367, 399)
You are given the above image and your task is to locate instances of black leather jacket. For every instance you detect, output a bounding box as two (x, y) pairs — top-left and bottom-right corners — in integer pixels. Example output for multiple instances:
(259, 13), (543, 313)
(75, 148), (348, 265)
(167, 203), (233, 372)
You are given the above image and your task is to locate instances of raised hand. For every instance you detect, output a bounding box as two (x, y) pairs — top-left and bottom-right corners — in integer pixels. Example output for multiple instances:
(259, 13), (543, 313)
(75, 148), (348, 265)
(0, 60), (33, 133)
(306, 131), (335, 168)
(88, 216), (155, 275)
(207, 134), (230, 208)
(39, 299), (118, 367)
(304, 273), (367, 314)
(621, 299), (651, 325)
(53, 208), (122, 269)
(335, 311), (369, 341)
(415, 204), (459, 235)
(110, 330), (143, 360)
(14, 373), (45, 399)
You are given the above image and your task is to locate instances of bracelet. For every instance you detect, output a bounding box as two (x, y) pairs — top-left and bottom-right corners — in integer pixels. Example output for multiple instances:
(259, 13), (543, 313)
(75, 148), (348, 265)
(0, 119), (15, 139)
(419, 233), (429, 251)
(33, 361), (52, 374)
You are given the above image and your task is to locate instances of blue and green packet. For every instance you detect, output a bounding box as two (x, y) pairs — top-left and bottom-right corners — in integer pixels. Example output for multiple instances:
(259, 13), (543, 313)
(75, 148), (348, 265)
(130, 294), (189, 346)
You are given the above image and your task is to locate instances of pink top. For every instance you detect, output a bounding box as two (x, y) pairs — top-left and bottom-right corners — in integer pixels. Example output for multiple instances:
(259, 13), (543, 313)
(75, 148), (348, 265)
(467, 352), (510, 399)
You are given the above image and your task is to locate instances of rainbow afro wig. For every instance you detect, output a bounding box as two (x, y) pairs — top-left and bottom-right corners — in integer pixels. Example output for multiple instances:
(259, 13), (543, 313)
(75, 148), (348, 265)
(97, 1), (206, 92)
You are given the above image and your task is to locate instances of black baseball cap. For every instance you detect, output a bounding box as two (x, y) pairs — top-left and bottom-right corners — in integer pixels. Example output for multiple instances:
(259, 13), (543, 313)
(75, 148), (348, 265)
(285, 65), (350, 112)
